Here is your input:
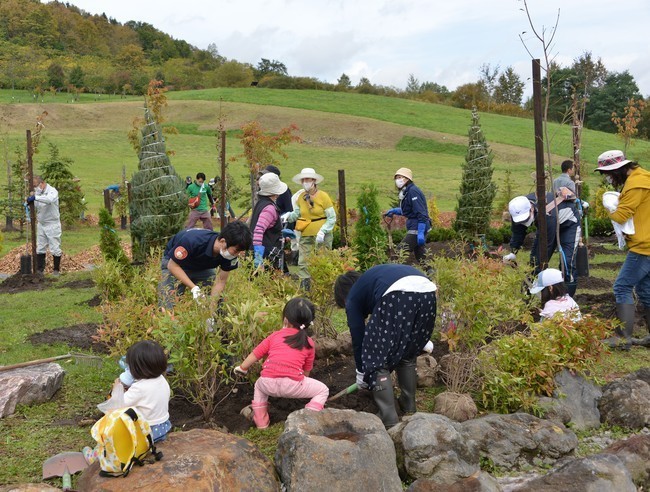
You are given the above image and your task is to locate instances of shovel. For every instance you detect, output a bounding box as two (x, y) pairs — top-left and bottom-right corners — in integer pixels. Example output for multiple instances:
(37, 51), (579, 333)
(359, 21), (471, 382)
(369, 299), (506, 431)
(43, 451), (88, 490)
(327, 383), (359, 403)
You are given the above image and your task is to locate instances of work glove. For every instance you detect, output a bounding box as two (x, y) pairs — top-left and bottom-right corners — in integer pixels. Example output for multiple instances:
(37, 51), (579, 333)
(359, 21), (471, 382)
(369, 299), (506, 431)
(234, 365), (248, 376)
(417, 222), (427, 246)
(253, 245), (265, 268)
(355, 370), (369, 390)
(205, 317), (215, 333)
(26, 195), (35, 203)
(384, 207), (402, 218)
(581, 200), (589, 210)
(191, 285), (203, 300)
(316, 230), (325, 244)
(281, 228), (296, 239)
(503, 252), (517, 263)
(281, 211), (293, 223)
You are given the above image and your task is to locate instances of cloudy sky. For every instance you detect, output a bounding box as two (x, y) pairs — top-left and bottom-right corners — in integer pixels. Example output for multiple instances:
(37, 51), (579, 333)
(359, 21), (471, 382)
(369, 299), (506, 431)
(61, 0), (650, 97)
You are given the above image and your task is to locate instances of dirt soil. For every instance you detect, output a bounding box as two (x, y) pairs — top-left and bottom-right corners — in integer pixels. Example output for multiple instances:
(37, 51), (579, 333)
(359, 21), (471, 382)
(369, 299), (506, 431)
(0, 273), (56, 293)
(28, 323), (108, 354)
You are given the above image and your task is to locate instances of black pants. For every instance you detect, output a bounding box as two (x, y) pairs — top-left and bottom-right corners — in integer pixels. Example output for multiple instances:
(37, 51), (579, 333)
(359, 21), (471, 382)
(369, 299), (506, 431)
(399, 233), (427, 262)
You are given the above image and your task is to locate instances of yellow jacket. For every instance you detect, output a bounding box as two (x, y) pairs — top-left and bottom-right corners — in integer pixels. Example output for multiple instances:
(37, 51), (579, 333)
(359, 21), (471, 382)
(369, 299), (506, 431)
(610, 166), (650, 254)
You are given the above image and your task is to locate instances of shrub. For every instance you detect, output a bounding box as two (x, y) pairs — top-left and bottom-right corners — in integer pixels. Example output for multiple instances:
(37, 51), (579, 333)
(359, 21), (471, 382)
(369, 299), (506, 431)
(479, 314), (613, 413)
(427, 227), (459, 242)
(306, 246), (357, 337)
(592, 183), (614, 220)
(98, 208), (130, 267)
(433, 255), (533, 351)
(353, 183), (387, 270)
(485, 224), (511, 246)
(588, 217), (614, 237)
(427, 195), (442, 228)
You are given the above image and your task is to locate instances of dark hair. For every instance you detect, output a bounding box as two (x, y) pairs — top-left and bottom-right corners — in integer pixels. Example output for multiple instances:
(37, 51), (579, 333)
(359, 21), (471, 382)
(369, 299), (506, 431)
(265, 165), (281, 177)
(219, 221), (253, 251)
(561, 160), (574, 173)
(126, 340), (168, 380)
(540, 281), (568, 306)
(196, 172), (206, 181)
(603, 162), (639, 188)
(334, 271), (362, 308)
(283, 297), (316, 350)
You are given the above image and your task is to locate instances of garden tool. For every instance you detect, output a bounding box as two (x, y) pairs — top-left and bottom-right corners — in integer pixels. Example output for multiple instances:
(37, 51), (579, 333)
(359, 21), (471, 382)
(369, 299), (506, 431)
(0, 352), (103, 372)
(327, 383), (358, 402)
(43, 451), (88, 490)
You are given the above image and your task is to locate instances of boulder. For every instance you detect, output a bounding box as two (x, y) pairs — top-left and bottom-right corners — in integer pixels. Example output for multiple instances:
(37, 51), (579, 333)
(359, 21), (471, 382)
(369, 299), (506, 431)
(603, 434), (650, 488)
(416, 355), (438, 388)
(276, 408), (401, 492)
(535, 396), (572, 425)
(461, 413), (578, 469)
(511, 453), (636, 492)
(599, 378), (650, 429)
(0, 363), (65, 418)
(551, 369), (602, 430)
(77, 428), (280, 491)
(390, 413), (479, 483)
(407, 471), (502, 491)
(433, 392), (477, 422)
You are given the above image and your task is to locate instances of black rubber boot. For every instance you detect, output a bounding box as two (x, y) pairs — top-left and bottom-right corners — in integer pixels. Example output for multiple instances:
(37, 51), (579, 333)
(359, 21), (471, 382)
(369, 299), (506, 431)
(53, 255), (61, 275)
(396, 358), (417, 414)
(611, 303), (635, 351)
(373, 369), (399, 428)
(646, 306), (650, 334)
(36, 253), (46, 274)
(566, 281), (577, 297)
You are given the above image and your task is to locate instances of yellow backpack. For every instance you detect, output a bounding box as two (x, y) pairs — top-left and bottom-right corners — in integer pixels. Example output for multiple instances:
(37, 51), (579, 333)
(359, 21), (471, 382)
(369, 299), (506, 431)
(91, 407), (163, 477)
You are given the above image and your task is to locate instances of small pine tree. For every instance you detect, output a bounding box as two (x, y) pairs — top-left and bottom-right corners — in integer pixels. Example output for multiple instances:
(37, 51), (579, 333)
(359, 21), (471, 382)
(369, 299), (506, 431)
(129, 106), (187, 262)
(98, 207), (130, 267)
(353, 183), (387, 270)
(454, 108), (496, 235)
(39, 143), (86, 227)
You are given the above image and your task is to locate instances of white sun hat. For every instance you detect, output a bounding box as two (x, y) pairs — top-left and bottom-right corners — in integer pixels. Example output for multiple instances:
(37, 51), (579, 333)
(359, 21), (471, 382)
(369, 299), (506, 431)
(529, 268), (564, 294)
(508, 196), (532, 223)
(258, 172), (288, 196)
(292, 167), (324, 184)
(594, 150), (632, 172)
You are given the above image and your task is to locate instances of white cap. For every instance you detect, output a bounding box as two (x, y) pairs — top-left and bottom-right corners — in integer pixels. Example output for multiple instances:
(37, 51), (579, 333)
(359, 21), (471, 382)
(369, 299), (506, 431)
(529, 268), (564, 294)
(508, 196), (532, 223)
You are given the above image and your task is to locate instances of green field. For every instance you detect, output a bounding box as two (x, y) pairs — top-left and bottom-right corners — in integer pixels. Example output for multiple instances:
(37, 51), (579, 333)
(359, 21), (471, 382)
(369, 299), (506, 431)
(1, 87), (649, 215)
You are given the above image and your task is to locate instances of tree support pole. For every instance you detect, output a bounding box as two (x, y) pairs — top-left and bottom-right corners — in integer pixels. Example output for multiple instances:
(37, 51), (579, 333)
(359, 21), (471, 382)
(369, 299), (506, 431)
(26, 130), (37, 274)
(338, 169), (347, 247)
(532, 59), (548, 269)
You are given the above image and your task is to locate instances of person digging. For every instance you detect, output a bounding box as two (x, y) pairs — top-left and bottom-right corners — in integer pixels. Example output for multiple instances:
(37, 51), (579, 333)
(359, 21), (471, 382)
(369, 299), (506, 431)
(334, 264), (437, 428)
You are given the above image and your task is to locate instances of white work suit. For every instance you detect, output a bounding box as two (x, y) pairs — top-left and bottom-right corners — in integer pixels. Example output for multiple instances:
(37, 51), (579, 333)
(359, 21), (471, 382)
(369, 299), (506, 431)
(34, 184), (62, 256)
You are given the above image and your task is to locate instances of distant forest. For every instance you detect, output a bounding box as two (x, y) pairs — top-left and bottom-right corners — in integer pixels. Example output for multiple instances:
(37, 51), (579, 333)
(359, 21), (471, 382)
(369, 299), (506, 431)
(1, 0), (648, 137)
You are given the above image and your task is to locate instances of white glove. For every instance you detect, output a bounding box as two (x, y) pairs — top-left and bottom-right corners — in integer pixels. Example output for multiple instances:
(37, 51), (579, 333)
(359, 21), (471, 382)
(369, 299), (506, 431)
(281, 212), (293, 223)
(423, 340), (434, 354)
(316, 230), (325, 243)
(602, 191), (620, 213)
(355, 370), (369, 389)
(581, 200), (589, 210)
(503, 252), (516, 263)
(234, 365), (248, 376)
(191, 285), (202, 300)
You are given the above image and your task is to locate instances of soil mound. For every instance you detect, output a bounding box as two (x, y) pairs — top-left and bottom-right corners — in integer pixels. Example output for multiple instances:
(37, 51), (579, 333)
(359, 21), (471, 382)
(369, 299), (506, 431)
(28, 323), (107, 353)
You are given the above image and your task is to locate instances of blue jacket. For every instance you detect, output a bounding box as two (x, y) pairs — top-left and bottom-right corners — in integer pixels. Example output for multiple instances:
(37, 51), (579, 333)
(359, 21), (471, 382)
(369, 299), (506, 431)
(400, 182), (431, 231)
(345, 264), (428, 368)
(162, 228), (239, 272)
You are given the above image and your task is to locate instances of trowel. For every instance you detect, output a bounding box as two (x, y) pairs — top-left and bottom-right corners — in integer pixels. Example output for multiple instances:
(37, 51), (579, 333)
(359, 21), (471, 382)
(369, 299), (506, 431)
(43, 451), (88, 490)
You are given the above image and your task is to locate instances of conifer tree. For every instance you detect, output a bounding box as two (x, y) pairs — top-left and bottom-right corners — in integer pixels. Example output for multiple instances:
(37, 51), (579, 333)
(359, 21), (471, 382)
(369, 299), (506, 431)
(129, 106), (186, 262)
(98, 207), (130, 267)
(454, 108), (496, 236)
(353, 183), (387, 270)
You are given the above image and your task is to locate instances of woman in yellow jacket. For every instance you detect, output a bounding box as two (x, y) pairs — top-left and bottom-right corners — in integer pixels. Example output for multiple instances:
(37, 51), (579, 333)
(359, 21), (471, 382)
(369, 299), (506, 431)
(282, 168), (336, 291)
(595, 150), (650, 349)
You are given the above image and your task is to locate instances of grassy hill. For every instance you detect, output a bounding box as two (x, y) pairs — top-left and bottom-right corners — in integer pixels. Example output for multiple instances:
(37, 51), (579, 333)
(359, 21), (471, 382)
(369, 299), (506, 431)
(1, 88), (649, 213)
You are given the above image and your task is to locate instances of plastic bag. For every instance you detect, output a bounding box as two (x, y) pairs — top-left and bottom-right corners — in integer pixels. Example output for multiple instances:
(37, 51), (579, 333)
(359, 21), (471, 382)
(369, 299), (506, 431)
(97, 379), (126, 414)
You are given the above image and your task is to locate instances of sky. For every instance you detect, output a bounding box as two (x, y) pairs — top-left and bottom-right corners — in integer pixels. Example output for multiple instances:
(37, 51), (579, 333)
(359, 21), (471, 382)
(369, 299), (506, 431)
(59, 0), (650, 98)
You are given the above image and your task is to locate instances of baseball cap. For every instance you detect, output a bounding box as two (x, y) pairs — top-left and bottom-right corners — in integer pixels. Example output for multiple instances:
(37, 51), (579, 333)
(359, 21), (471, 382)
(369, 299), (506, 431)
(508, 196), (532, 223)
(529, 268), (564, 294)
(594, 150), (632, 172)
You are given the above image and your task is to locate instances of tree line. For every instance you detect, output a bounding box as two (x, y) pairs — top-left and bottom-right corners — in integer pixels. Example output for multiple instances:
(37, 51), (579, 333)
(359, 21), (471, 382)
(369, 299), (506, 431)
(0, 1), (647, 139)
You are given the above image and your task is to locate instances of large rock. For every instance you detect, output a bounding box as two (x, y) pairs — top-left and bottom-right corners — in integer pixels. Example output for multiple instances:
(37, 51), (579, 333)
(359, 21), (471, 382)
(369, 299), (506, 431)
(77, 428), (280, 491)
(511, 453), (636, 492)
(603, 434), (650, 488)
(407, 471), (502, 491)
(599, 378), (650, 429)
(551, 369), (602, 430)
(535, 396), (572, 425)
(276, 408), (401, 492)
(0, 363), (64, 418)
(416, 355), (438, 388)
(461, 413), (578, 469)
(390, 413), (479, 484)
(433, 392), (477, 422)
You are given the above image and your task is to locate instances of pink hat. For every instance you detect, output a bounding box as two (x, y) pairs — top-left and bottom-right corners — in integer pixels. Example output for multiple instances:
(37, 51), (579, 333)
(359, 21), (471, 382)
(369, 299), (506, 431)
(594, 150), (632, 172)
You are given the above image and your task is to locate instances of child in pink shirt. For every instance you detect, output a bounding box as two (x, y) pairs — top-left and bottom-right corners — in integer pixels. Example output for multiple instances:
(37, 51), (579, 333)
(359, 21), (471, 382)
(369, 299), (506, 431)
(234, 297), (329, 428)
(530, 268), (582, 320)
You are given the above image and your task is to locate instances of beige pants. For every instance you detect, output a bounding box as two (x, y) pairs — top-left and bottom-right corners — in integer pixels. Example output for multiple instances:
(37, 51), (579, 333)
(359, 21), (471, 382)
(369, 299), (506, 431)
(297, 233), (333, 279)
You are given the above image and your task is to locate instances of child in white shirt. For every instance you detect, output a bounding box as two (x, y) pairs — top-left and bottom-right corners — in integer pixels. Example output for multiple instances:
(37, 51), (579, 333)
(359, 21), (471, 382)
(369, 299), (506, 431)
(530, 268), (582, 320)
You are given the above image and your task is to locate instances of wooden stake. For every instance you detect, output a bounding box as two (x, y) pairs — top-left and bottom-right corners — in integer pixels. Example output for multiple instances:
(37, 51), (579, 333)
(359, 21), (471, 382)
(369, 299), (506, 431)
(532, 59), (548, 269)
(338, 169), (347, 247)
(26, 130), (37, 274)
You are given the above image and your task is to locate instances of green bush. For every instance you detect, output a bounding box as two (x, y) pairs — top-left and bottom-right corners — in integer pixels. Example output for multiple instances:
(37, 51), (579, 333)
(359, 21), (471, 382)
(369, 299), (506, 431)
(588, 217), (614, 237)
(485, 224), (511, 246)
(427, 227), (459, 242)
(98, 208), (130, 267)
(479, 314), (613, 413)
(353, 183), (387, 270)
(433, 255), (533, 351)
